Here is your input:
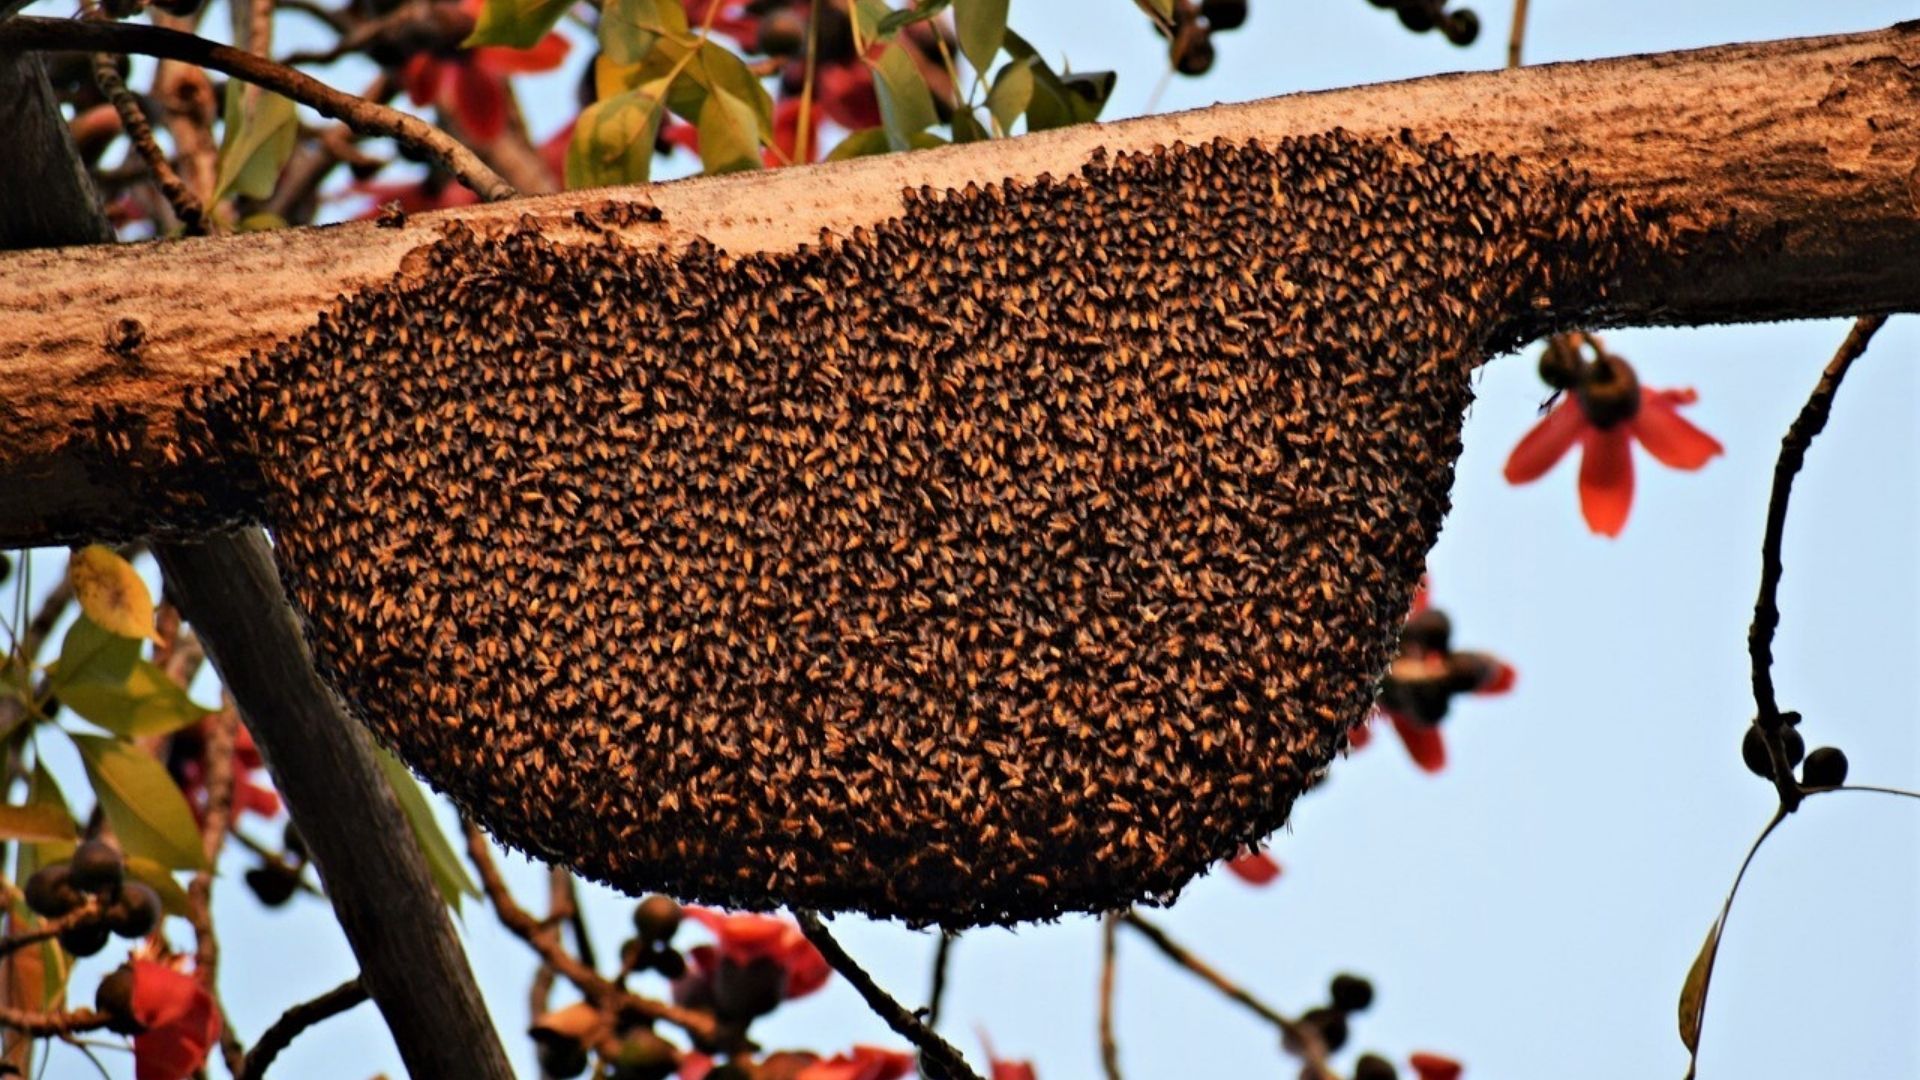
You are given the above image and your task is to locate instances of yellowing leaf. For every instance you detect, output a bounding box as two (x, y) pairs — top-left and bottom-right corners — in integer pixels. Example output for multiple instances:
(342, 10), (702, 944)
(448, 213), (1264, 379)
(67, 546), (153, 642)
(465, 0), (573, 48)
(50, 617), (210, 739)
(567, 86), (669, 189)
(0, 802), (75, 844)
(71, 733), (207, 871)
(213, 82), (298, 205)
(373, 746), (478, 910)
(826, 126), (948, 161)
(1678, 916), (1723, 1076)
(599, 0), (690, 65)
(694, 82), (764, 175)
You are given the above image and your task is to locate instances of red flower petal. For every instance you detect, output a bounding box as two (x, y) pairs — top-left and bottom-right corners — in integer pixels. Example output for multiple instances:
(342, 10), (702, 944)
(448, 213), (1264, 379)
(1474, 659), (1517, 695)
(1408, 1052), (1464, 1080)
(781, 932), (833, 999)
(476, 32), (571, 75)
(452, 62), (510, 142)
(131, 961), (220, 1080)
(1630, 387), (1723, 471)
(1502, 396), (1587, 484)
(1225, 849), (1282, 885)
(682, 908), (831, 999)
(991, 1059), (1038, 1080)
(1347, 716), (1373, 749)
(401, 54), (445, 107)
(1386, 709), (1446, 773)
(1577, 426), (1635, 537)
(796, 1046), (916, 1080)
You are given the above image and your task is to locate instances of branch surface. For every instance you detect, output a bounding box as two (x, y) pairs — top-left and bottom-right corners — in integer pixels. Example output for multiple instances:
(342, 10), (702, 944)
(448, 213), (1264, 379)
(0, 26), (1917, 540)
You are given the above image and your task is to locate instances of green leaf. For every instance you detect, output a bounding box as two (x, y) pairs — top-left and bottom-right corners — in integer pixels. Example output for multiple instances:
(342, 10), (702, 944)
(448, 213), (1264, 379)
(0, 802), (75, 844)
(70, 733), (207, 871)
(876, 0), (949, 36)
(826, 126), (949, 161)
(692, 40), (775, 142)
(213, 81), (298, 205)
(567, 87), (669, 188)
(373, 745), (478, 910)
(953, 0), (1008, 75)
(50, 617), (210, 739)
(1678, 916), (1724, 1075)
(985, 58), (1034, 135)
(1003, 30), (1115, 131)
(66, 545), (153, 643)
(465, 0), (573, 48)
(949, 106), (989, 144)
(871, 42), (939, 151)
(847, 0), (893, 42)
(694, 83), (764, 175)
(598, 0), (689, 65)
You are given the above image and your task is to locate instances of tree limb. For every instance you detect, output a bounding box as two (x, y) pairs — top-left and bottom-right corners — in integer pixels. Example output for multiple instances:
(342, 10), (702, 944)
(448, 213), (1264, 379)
(0, 25), (1917, 545)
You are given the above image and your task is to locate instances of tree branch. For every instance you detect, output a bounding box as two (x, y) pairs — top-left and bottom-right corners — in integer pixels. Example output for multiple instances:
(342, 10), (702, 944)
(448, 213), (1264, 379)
(794, 911), (983, 1080)
(235, 977), (369, 1080)
(0, 16), (514, 203)
(153, 532), (515, 1080)
(1, 25), (1917, 545)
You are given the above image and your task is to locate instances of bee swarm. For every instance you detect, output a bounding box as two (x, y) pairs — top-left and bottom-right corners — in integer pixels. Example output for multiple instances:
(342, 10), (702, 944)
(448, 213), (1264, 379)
(159, 130), (1655, 926)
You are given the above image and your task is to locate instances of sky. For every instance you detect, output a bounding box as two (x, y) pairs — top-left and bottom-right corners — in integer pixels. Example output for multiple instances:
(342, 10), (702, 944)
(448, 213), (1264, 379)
(6, 2), (1918, 1078)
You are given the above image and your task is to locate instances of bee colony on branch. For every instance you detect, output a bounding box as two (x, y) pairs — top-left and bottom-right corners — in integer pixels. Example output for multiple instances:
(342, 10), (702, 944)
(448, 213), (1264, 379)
(90, 130), (1663, 927)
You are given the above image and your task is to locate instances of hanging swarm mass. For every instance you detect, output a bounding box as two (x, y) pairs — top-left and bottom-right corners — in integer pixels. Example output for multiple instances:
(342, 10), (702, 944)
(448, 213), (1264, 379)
(160, 130), (1656, 927)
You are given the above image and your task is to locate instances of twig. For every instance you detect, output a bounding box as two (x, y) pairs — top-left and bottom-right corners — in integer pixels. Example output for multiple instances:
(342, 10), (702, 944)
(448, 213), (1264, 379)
(0, 1006), (112, 1038)
(187, 705), (241, 1077)
(1117, 911), (1327, 1074)
(1682, 806), (1789, 1079)
(793, 911), (983, 1080)
(0, 901), (102, 959)
(0, 16), (516, 202)
(925, 931), (954, 1028)
(235, 977), (369, 1080)
(1746, 315), (1885, 807)
(1098, 914), (1122, 1080)
(89, 45), (207, 234)
(1507, 0), (1529, 68)
(460, 820), (727, 1047)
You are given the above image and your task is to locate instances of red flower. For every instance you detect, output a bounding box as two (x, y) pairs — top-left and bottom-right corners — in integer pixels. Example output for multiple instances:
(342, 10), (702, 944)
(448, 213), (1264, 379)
(131, 959), (220, 1080)
(1223, 848), (1282, 886)
(979, 1030), (1037, 1080)
(795, 1046), (916, 1080)
(1408, 1051), (1464, 1080)
(168, 716), (280, 824)
(402, 0), (569, 142)
(672, 908), (832, 1020)
(1504, 352), (1722, 538)
(1350, 585), (1514, 774)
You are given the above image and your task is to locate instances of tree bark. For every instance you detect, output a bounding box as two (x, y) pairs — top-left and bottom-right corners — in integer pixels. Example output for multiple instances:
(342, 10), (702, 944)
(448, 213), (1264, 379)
(0, 24), (1916, 543)
(0, 51), (515, 1080)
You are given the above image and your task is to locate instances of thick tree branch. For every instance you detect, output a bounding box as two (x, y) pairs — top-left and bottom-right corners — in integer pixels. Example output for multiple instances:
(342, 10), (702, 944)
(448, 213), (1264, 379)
(155, 532), (515, 1080)
(0, 25), (1917, 545)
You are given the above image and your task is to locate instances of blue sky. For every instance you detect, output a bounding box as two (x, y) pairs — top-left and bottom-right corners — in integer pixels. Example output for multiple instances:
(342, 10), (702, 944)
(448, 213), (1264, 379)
(8, 2), (1917, 1078)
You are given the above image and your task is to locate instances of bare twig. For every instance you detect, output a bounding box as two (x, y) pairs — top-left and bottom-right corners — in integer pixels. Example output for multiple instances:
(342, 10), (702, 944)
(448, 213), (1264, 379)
(0, 16), (516, 201)
(926, 931), (954, 1028)
(1507, 0), (1530, 68)
(460, 820), (727, 1047)
(1117, 911), (1327, 1074)
(89, 47), (207, 234)
(0, 1006), (112, 1038)
(0, 901), (103, 959)
(1747, 315), (1886, 807)
(793, 911), (983, 1080)
(187, 705), (241, 1077)
(235, 977), (369, 1080)
(1098, 914), (1122, 1080)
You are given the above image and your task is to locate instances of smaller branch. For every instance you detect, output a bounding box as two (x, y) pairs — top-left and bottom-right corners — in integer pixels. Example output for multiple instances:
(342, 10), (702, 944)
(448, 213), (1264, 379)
(1098, 914), (1122, 1080)
(0, 16), (516, 202)
(236, 977), (369, 1080)
(460, 821), (725, 1046)
(90, 46), (207, 234)
(187, 706), (240, 1076)
(0, 1006), (112, 1038)
(1507, 0), (1529, 68)
(925, 931), (954, 1028)
(0, 901), (102, 960)
(1747, 315), (1886, 807)
(793, 911), (982, 1080)
(1117, 911), (1327, 1074)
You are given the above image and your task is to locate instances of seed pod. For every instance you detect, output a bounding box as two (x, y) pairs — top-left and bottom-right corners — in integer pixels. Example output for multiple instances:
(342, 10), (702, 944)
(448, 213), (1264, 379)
(1800, 746), (1848, 789)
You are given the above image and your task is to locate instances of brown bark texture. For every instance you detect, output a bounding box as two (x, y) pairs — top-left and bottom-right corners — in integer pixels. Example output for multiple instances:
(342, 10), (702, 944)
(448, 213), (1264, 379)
(0, 24), (1917, 546)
